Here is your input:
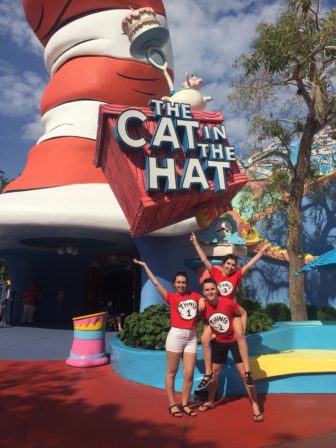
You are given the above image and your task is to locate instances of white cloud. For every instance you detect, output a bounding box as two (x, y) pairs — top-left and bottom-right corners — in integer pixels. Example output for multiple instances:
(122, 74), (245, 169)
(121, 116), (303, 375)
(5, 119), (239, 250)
(225, 116), (250, 146)
(0, 62), (46, 118)
(195, 0), (271, 16)
(21, 115), (43, 141)
(0, 0), (42, 56)
(165, 0), (282, 152)
(165, 0), (281, 83)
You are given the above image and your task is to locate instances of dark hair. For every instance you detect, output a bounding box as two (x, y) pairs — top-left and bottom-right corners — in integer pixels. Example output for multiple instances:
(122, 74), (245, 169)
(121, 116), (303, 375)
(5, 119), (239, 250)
(172, 272), (189, 283)
(221, 254), (238, 265)
(201, 278), (217, 289)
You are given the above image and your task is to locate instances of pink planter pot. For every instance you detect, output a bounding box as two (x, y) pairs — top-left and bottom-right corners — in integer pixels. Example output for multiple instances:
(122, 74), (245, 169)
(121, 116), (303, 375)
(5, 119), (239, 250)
(66, 311), (109, 367)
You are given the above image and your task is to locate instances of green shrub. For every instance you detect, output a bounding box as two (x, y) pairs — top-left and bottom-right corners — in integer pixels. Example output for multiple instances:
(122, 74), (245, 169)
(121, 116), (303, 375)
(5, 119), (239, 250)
(246, 311), (273, 334)
(106, 316), (119, 332)
(237, 297), (262, 316)
(264, 302), (291, 322)
(306, 304), (318, 320)
(236, 284), (252, 301)
(317, 305), (336, 321)
(118, 304), (170, 350)
(196, 319), (204, 342)
(236, 285), (261, 316)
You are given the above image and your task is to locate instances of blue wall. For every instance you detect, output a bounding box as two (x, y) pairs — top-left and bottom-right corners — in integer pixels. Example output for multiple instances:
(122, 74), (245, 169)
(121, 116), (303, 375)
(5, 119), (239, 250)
(134, 234), (200, 311)
(243, 184), (336, 308)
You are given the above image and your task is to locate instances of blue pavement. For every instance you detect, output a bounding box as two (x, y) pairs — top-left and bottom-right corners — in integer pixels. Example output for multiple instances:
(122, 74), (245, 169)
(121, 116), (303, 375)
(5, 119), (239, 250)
(0, 324), (114, 360)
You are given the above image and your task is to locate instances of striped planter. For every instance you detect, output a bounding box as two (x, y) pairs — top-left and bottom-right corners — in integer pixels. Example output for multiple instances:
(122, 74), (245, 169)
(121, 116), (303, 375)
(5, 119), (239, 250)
(66, 311), (109, 367)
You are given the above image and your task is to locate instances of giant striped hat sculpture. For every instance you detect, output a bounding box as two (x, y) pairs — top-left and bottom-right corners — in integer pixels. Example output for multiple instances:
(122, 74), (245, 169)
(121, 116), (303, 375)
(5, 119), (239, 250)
(5, 0), (173, 193)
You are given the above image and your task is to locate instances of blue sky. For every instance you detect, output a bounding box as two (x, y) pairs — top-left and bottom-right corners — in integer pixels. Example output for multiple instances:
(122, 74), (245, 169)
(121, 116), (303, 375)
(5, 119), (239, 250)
(0, 0), (335, 181)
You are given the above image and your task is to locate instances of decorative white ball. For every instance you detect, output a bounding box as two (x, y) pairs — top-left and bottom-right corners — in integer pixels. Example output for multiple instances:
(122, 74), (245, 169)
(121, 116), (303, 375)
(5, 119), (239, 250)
(57, 246), (66, 255)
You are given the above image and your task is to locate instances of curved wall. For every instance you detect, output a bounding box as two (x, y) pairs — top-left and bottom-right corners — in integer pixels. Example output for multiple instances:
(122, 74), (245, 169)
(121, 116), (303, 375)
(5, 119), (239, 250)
(110, 323), (336, 394)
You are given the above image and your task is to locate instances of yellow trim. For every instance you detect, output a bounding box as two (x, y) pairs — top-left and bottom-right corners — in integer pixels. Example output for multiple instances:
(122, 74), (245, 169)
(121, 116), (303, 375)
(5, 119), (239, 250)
(72, 312), (107, 321)
(250, 349), (336, 380)
(74, 322), (105, 330)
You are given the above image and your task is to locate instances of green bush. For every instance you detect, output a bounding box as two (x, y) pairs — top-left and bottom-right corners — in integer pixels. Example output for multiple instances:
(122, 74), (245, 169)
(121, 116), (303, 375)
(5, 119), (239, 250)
(196, 319), (204, 342)
(264, 302), (291, 322)
(246, 311), (273, 334)
(119, 303), (206, 350)
(236, 284), (252, 301)
(306, 304), (318, 320)
(317, 305), (336, 321)
(118, 304), (170, 350)
(237, 297), (262, 316)
(236, 284), (262, 316)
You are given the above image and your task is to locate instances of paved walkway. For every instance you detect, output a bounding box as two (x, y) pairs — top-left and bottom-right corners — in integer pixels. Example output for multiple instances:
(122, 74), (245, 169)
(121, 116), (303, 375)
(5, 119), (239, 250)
(1, 325), (336, 447)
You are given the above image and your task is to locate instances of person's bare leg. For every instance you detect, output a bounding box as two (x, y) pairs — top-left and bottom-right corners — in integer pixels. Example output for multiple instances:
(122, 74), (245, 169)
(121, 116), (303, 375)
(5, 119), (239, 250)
(202, 324), (212, 374)
(235, 362), (263, 422)
(116, 316), (122, 331)
(165, 351), (182, 416)
(197, 325), (214, 389)
(199, 363), (222, 411)
(233, 317), (251, 373)
(181, 351), (197, 415)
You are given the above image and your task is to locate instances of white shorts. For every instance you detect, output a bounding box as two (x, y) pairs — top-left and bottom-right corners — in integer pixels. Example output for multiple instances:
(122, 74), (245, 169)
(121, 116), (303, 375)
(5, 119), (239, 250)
(165, 327), (198, 354)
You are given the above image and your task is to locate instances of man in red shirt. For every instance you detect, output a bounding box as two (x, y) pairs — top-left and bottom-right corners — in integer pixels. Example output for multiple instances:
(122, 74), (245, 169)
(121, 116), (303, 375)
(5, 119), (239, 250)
(21, 284), (40, 323)
(190, 232), (270, 390)
(199, 278), (263, 421)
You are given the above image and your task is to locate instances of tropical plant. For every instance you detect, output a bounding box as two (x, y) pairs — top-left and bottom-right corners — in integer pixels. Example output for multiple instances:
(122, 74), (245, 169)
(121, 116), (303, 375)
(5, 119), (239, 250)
(230, 0), (336, 320)
(236, 284), (262, 315)
(317, 305), (336, 320)
(246, 311), (274, 334)
(0, 170), (9, 193)
(237, 297), (262, 316)
(265, 302), (291, 321)
(0, 261), (9, 281)
(196, 319), (204, 342)
(118, 304), (170, 350)
(306, 303), (318, 319)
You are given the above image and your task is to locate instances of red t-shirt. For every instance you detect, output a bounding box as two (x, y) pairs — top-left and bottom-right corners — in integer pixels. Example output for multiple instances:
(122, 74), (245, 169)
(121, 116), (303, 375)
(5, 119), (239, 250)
(210, 266), (243, 300)
(22, 287), (40, 305)
(201, 296), (240, 344)
(165, 291), (202, 329)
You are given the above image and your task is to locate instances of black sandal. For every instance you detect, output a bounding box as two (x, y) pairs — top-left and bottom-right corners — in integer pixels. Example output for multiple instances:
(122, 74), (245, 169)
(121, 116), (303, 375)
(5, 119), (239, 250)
(182, 404), (197, 417)
(253, 413), (264, 423)
(168, 404), (182, 418)
(245, 371), (255, 386)
(196, 372), (215, 390)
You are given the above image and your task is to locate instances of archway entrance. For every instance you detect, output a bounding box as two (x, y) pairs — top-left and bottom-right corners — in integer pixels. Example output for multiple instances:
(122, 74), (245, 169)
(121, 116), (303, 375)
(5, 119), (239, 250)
(88, 255), (140, 317)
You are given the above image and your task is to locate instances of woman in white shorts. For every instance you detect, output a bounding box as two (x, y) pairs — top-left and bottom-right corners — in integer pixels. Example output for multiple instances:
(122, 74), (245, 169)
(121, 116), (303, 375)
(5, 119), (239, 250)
(133, 259), (202, 418)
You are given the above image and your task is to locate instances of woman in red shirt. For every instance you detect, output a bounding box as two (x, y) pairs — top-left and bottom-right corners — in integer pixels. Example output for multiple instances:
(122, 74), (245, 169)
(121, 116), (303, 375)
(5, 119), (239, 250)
(190, 232), (270, 390)
(133, 259), (202, 418)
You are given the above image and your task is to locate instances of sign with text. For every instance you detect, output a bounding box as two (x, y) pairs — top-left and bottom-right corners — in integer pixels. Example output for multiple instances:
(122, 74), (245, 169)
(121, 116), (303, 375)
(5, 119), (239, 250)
(95, 102), (248, 237)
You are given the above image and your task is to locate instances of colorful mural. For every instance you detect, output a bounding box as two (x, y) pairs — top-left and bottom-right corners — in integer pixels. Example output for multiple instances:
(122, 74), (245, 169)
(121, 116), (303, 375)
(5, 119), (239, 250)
(194, 210), (315, 264)
(247, 126), (336, 179)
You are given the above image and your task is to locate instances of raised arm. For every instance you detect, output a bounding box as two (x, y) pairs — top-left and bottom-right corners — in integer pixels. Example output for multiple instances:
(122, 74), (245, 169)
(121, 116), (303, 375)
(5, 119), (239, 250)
(241, 242), (271, 276)
(190, 232), (212, 272)
(133, 258), (168, 300)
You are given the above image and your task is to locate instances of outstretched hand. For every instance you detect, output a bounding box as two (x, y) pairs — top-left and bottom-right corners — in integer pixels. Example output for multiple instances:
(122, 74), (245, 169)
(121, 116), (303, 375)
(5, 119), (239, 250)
(133, 258), (146, 267)
(190, 232), (197, 245)
(260, 242), (272, 253)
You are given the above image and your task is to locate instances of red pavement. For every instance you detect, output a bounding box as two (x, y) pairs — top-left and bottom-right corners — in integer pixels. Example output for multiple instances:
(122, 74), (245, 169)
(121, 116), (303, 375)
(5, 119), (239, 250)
(1, 360), (336, 448)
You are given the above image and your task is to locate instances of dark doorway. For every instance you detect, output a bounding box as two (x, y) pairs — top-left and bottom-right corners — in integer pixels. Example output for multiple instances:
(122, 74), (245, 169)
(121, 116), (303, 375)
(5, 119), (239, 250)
(88, 256), (140, 316)
(102, 269), (137, 316)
